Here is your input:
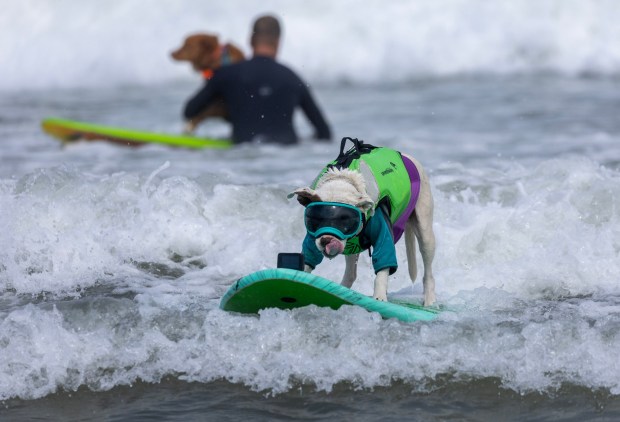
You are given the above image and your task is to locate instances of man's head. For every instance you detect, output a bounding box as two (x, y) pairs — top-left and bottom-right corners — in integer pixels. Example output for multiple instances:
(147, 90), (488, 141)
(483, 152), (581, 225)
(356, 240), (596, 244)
(251, 15), (281, 57)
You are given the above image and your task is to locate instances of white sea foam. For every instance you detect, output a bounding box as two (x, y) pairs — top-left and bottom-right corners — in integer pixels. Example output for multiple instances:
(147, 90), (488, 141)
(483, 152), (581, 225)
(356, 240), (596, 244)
(1, 156), (620, 399)
(2, 0), (620, 91)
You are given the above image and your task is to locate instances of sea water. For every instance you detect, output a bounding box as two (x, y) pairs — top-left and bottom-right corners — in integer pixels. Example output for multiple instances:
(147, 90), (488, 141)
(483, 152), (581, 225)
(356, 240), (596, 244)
(2, 1), (620, 420)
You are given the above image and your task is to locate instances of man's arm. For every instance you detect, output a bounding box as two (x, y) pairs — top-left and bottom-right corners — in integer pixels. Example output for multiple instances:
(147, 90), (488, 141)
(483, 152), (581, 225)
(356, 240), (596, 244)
(299, 84), (332, 141)
(183, 79), (218, 120)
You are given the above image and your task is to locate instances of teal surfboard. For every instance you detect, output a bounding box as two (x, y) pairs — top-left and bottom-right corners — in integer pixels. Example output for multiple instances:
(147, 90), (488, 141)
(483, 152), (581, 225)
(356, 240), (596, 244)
(220, 268), (441, 323)
(41, 117), (232, 149)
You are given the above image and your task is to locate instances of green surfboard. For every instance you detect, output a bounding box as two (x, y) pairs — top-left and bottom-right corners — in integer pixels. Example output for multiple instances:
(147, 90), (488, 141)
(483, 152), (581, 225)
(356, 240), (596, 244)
(41, 117), (232, 149)
(220, 268), (441, 323)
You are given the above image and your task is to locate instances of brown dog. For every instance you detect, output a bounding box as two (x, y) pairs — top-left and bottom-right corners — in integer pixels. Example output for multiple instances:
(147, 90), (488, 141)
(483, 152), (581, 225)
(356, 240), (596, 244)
(171, 33), (245, 133)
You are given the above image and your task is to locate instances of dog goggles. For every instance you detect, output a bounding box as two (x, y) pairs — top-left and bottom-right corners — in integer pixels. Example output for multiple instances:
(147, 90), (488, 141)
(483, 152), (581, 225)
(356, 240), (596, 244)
(304, 202), (363, 239)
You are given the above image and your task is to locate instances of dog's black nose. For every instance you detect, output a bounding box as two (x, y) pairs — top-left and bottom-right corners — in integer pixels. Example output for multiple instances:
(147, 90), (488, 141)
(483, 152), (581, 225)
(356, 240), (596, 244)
(319, 236), (332, 246)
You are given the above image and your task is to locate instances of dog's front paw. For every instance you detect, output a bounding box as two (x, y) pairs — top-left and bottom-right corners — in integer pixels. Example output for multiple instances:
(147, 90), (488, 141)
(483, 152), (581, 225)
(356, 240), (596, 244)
(423, 291), (436, 307)
(373, 270), (389, 302)
(373, 293), (388, 302)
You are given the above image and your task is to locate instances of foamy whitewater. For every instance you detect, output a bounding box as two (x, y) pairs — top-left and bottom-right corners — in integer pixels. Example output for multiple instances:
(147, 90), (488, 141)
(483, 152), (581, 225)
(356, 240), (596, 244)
(2, 0), (620, 419)
(3, 0), (620, 90)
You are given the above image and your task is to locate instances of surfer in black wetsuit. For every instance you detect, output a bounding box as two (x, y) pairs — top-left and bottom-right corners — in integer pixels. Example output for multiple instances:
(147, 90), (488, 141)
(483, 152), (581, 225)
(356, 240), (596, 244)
(183, 15), (332, 145)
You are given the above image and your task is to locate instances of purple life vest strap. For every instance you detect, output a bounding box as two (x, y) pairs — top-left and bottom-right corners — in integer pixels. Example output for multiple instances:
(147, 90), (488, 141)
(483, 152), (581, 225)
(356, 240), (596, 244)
(392, 155), (420, 242)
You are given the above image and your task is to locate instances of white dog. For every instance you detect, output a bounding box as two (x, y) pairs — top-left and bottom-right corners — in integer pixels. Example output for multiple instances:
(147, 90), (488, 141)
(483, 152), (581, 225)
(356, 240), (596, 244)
(288, 138), (436, 306)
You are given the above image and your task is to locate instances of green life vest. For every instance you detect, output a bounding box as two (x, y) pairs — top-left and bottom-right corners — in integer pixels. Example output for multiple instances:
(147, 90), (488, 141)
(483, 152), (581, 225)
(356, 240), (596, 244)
(311, 139), (412, 255)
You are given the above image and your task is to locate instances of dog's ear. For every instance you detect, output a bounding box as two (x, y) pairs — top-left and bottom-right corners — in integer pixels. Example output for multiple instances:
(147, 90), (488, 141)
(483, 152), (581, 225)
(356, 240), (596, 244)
(287, 187), (322, 206)
(201, 34), (219, 53)
(355, 194), (375, 216)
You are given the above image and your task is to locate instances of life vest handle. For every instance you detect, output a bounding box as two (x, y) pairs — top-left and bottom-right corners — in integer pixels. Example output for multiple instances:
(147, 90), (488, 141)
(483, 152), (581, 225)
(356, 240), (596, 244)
(332, 137), (378, 169)
(338, 137), (362, 158)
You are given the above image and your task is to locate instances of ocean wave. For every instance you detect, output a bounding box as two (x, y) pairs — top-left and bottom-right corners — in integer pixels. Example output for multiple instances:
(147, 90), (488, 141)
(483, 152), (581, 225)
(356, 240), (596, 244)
(2, 0), (620, 91)
(2, 157), (620, 399)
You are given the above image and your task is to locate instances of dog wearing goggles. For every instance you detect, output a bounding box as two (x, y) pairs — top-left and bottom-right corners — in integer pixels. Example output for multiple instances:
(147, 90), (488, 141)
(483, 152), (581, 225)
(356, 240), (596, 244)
(288, 138), (436, 306)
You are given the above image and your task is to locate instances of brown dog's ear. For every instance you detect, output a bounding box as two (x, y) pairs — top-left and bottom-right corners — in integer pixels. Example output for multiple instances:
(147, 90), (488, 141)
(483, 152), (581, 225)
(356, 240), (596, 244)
(194, 35), (221, 71)
(200, 34), (219, 53)
(287, 187), (322, 206)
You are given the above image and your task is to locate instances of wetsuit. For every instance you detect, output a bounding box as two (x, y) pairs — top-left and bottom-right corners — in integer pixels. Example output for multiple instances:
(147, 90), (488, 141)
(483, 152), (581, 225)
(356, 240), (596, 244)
(184, 56), (331, 145)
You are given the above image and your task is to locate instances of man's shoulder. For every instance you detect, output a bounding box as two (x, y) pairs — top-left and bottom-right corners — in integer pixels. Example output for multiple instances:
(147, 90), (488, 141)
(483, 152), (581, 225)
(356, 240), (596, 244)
(252, 57), (302, 78)
(273, 59), (301, 75)
(208, 62), (241, 85)
(214, 56), (306, 88)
